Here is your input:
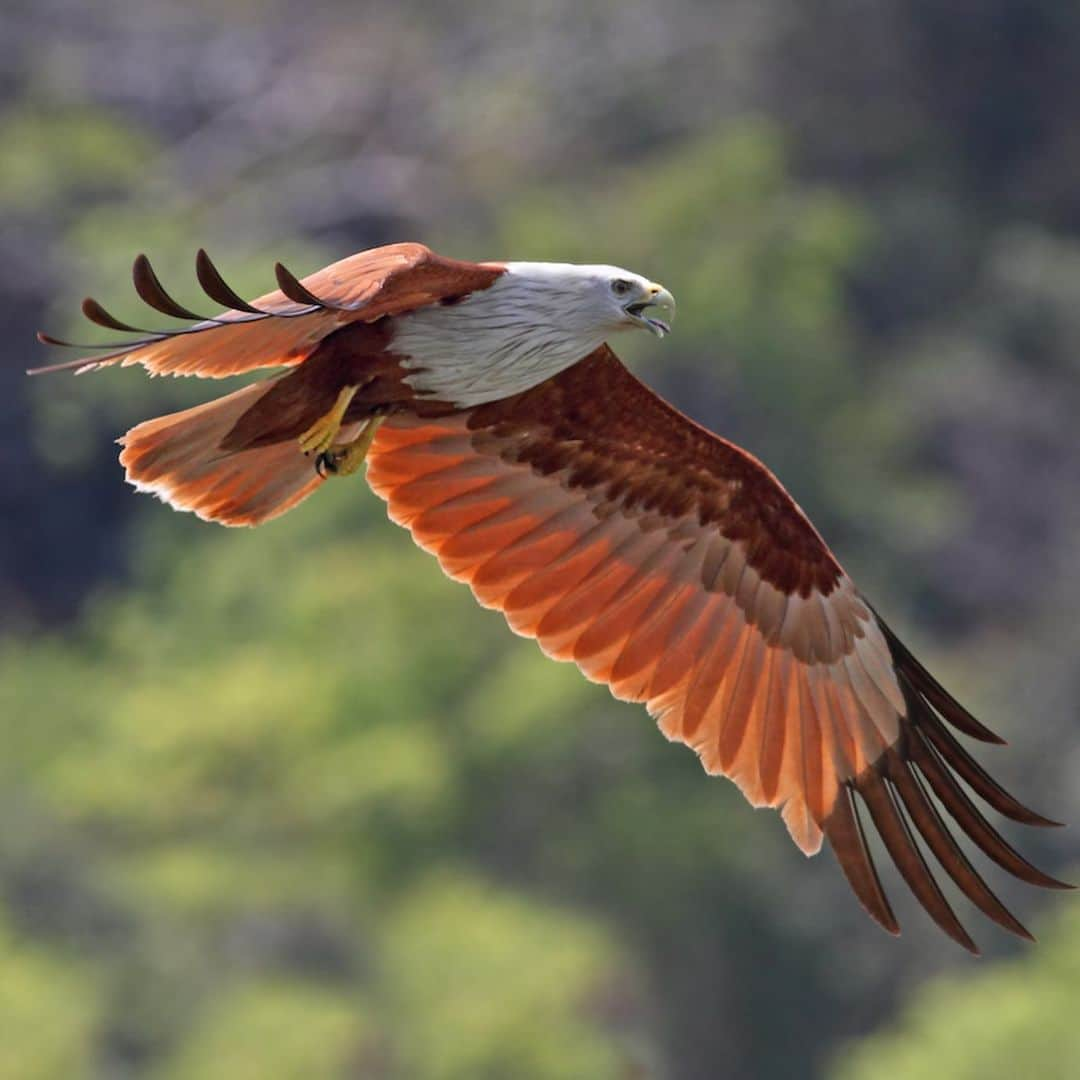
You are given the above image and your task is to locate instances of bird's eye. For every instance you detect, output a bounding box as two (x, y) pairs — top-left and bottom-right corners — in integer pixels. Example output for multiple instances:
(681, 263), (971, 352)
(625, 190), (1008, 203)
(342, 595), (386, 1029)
(611, 279), (632, 297)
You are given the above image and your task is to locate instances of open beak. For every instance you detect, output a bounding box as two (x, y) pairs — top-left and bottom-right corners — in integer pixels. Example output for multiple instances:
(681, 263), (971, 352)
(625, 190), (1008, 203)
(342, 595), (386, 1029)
(625, 283), (676, 337)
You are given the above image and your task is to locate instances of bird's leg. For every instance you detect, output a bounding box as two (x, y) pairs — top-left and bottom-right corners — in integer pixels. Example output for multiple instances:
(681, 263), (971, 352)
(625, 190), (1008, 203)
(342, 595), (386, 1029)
(298, 385), (359, 457)
(316, 414), (385, 478)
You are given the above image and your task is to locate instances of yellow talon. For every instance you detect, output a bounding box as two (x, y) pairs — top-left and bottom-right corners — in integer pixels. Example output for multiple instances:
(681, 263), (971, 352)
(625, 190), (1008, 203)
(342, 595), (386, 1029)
(317, 415), (385, 478)
(298, 385), (359, 457)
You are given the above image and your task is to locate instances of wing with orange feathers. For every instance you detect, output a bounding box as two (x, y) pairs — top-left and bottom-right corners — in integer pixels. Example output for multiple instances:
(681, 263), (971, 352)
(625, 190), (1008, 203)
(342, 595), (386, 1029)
(366, 346), (1070, 952)
(31, 243), (503, 379)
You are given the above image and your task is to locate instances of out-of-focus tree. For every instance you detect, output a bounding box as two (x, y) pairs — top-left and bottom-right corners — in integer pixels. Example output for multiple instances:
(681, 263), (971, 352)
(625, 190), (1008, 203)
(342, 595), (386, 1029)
(0, 913), (98, 1079)
(834, 903), (1080, 1080)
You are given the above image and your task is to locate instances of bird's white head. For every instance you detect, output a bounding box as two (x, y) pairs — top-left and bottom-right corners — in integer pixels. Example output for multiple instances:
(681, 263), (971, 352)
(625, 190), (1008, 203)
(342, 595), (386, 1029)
(393, 259), (676, 407)
(502, 262), (676, 338)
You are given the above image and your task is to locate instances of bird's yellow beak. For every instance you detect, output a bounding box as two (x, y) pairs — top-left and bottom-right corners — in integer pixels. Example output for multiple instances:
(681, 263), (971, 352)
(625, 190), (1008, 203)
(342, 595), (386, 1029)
(625, 282), (676, 337)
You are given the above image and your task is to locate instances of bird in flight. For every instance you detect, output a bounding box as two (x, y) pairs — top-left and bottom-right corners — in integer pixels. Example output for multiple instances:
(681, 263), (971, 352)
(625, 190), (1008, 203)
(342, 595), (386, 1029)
(34, 242), (1070, 951)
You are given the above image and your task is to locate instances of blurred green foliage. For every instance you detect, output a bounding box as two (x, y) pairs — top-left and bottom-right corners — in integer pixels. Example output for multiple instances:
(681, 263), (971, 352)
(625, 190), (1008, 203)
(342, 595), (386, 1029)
(0, 508), (650, 1077)
(0, 913), (98, 1079)
(159, 980), (372, 1080)
(835, 904), (1080, 1080)
(0, 106), (153, 212)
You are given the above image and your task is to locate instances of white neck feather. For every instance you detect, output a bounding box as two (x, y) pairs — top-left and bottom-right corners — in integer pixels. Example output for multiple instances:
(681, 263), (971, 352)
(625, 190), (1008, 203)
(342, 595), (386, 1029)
(391, 263), (631, 407)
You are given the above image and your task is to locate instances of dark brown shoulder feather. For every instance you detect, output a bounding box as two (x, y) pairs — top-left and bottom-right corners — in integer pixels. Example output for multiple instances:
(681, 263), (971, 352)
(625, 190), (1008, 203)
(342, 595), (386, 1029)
(467, 346), (844, 598)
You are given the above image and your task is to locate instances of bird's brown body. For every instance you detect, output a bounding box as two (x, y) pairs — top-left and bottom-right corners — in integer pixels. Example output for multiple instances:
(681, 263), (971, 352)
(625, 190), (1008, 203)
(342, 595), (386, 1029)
(218, 320), (411, 451)
(34, 241), (1071, 953)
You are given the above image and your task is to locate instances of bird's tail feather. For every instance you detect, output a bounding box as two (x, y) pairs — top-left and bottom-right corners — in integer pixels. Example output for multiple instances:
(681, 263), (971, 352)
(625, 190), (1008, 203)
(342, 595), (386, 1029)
(118, 380), (325, 527)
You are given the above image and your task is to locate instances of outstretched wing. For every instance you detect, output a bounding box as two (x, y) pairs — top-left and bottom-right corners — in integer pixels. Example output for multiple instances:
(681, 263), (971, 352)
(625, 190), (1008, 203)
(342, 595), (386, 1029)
(32, 243), (503, 379)
(366, 346), (1070, 952)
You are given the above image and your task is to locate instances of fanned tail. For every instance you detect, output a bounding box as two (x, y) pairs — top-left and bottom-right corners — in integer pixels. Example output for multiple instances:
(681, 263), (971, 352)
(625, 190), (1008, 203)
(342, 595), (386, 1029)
(118, 381), (325, 527)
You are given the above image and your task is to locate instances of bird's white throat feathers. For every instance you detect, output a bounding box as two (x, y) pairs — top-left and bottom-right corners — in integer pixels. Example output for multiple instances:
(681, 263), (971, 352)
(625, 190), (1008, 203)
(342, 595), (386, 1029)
(392, 262), (639, 407)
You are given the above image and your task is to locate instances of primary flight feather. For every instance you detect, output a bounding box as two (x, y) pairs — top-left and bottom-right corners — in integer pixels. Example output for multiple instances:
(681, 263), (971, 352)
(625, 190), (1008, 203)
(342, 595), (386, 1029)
(33, 241), (1070, 952)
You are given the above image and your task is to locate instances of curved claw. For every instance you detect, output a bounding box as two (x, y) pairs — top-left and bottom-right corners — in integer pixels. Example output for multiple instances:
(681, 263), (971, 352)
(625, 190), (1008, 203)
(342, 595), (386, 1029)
(298, 385), (360, 458)
(311, 415), (385, 479)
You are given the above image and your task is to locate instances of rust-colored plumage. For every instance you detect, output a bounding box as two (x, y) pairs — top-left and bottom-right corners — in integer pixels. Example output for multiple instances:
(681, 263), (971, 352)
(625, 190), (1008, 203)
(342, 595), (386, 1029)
(34, 242), (1071, 950)
(33, 243), (502, 378)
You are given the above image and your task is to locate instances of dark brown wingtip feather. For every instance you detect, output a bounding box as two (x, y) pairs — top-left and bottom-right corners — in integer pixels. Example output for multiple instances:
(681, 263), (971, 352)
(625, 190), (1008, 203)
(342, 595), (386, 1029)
(884, 748), (1036, 941)
(916, 706), (1063, 828)
(855, 769), (980, 953)
(823, 637), (1071, 947)
(874, 614), (1005, 744)
(133, 253), (209, 321)
(34, 329), (165, 351)
(36, 330), (72, 347)
(27, 353), (96, 375)
(29, 332), (150, 375)
(81, 297), (157, 335)
(274, 261), (335, 309)
(823, 786), (900, 937)
(907, 728), (1073, 890)
(195, 249), (266, 314)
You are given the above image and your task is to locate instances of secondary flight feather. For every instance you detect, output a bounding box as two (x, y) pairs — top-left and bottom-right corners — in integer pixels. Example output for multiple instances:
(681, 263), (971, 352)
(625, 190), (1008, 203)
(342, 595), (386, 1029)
(33, 242), (1071, 952)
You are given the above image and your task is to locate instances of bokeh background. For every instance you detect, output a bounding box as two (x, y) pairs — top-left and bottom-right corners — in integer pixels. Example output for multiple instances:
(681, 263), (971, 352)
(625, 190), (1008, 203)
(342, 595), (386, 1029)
(2, 2), (1079, 1077)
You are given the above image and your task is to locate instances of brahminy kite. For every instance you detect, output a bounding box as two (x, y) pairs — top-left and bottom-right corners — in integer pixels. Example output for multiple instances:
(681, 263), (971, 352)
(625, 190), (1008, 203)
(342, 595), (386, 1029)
(33, 242), (1071, 951)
